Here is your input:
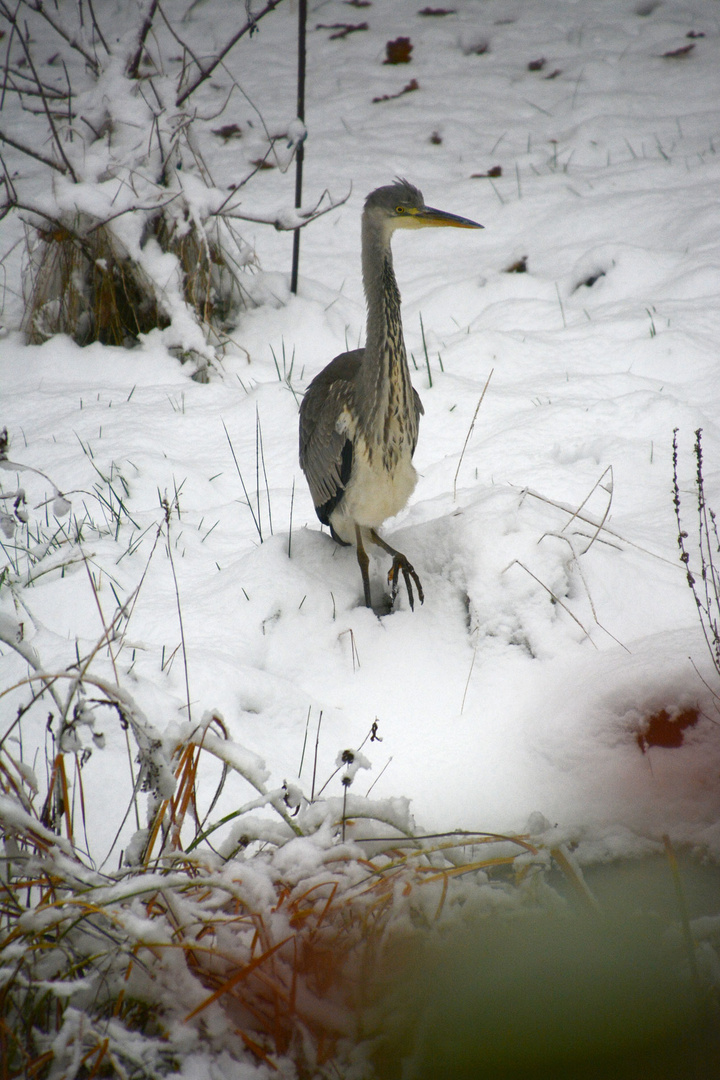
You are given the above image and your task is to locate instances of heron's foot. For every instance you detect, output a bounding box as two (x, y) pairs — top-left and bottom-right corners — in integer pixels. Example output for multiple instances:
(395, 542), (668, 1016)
(388, 554), (424, 612)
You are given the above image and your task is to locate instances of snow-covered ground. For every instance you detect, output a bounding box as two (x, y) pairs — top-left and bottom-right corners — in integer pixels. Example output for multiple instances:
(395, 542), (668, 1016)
(2, 0), (720, 1073)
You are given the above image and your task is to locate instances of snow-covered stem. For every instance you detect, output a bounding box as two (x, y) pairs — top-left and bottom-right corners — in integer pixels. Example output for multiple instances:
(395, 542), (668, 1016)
(126, 0), (160, 79)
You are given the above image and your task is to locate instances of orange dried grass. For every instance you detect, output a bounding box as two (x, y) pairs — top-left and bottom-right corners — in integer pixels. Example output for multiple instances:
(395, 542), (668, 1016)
(0, 729), (542, 1077)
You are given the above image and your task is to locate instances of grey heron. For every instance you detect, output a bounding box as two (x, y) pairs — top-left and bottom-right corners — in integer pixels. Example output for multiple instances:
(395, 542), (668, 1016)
(299, 180), (483, 611)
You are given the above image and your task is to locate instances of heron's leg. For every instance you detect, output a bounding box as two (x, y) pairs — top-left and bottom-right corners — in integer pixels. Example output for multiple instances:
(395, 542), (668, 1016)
(368, 529), (424, 611)
(355, 524), (373, 608)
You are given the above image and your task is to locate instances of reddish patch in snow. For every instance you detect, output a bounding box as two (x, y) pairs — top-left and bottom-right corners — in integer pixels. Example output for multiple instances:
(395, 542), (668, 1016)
(636, 707), (700, 752)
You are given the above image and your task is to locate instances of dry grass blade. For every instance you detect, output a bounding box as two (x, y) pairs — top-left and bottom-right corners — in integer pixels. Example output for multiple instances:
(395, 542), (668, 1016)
(537, 531), (630, 651)
(559, 464), (613, 554)
(184, 935), (293, 1022)
(453, 368), (493, 500)
(503, 558), (598, 646)
(549, 846), (600, 913)
(518, 483), (676, 566)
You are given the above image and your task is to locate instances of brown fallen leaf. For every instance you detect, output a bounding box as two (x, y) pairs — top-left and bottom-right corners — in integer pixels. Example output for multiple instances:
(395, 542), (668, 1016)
(471, 165), (502, 178)
(384, 37), (413, 64)
(418, 7), (457, 14)
(505, 256), (528, 273)
(661, 43), (695, 58)
(212, 123), (243, 141)
(465, 38), (490, 55)
(316, 21), (368, 39)
(372, 78), (419, 103)
(528, 57), (545, 71)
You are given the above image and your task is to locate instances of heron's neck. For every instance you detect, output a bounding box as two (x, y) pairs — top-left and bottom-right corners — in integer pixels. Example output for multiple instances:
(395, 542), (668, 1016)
(360, 216), (410, 414)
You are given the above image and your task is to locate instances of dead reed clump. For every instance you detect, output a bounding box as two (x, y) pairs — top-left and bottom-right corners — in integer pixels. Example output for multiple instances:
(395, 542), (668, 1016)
(23, 215), (167, 347)
(152, 211), (255, 332)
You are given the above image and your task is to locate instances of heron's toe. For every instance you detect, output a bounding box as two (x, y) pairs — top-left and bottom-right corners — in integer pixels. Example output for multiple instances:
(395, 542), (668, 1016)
(388, 555), (424, 612)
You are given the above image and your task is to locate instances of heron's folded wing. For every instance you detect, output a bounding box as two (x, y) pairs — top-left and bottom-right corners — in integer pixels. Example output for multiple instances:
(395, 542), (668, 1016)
(299, 351), (363, 525)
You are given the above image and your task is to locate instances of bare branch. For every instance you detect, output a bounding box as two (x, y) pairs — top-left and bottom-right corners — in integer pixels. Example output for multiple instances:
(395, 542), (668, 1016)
(0, 126), (68, 173)
(6, 198), (95, 260)
(127, 0), (160, 79)
(86, 0), (110, 56)
(84, 193), (181, 233)
(2, 11), (78, 179)
(220, 187), (350, 231)
(0, 0), (21, 111)
(156, 1), (203, 74)
(1, 67), (68, 100)
(176, 0), (286, 107)
(0, 151), (17, 203)
(15, 0), (100, 73)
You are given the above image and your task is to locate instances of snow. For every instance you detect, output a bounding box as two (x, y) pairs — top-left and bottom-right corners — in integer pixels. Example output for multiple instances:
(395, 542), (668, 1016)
(2, 0), (720, 1072)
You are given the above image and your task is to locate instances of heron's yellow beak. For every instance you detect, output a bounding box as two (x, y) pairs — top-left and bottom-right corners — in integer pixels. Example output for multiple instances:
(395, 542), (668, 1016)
(410, 206), (484, 229)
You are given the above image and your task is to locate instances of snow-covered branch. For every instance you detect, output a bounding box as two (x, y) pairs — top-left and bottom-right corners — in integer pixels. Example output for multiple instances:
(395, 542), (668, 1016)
(222, 187), (351, 231)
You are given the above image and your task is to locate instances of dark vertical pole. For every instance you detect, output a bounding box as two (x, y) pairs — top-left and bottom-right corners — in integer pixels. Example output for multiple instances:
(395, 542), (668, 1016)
(290, 0), (307, 295)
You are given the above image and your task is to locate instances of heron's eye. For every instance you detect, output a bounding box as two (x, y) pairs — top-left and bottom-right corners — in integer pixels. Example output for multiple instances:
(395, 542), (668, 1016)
(396, 205), (405, 213)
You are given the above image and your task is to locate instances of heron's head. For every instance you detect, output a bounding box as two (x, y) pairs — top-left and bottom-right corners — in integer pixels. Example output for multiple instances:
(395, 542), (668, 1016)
(364, 179), (483, 232)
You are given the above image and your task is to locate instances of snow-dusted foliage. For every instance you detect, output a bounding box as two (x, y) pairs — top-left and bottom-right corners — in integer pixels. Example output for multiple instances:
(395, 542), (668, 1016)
(0, 0), (342, 375)
(0, 502), (560, 1076)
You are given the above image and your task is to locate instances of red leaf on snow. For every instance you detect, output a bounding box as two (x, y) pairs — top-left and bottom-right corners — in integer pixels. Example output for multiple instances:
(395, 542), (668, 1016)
(636, 706), (700, 752)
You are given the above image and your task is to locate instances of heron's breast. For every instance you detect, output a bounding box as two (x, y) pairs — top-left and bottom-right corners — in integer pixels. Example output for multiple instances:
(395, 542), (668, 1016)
(332, 432), (417, 536)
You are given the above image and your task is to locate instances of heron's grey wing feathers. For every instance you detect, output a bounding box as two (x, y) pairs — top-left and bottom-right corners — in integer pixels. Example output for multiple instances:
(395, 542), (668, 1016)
(411, 387), (424, 454)
(299, 350), (363, 524)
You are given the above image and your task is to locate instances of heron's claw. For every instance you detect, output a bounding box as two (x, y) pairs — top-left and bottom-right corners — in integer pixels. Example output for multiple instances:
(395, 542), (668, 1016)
(388, 555), (424, 611)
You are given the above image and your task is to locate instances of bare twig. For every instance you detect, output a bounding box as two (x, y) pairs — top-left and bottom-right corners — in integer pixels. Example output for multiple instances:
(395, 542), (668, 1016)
(503, 559), (598, 646)
(537, 531), (629, 651)
(156, 1), (203, 76)
(453, 368), (493, 499)
(126, 0), (160, 79)
(0, 127), (68, 173)
(221, 187), (350, 230)
(673, 428), (720, 678)
(176, 0), (286, 106)
(516, 484), (676, 567)
(3, 11), (78, 179)
(86, 0), (110, 56)
(13, 0), (100, 72)
(1, 67), (68, 100)
(559, 464), (613, 554)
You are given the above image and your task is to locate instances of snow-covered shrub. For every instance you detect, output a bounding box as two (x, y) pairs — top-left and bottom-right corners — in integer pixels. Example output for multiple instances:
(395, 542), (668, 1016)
(0, 0), (339, 375)
(0, 604), (547, 1076)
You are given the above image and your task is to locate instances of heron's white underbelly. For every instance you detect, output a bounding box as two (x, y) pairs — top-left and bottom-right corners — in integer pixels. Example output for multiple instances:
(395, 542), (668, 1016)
(330, 440), (417, 543)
